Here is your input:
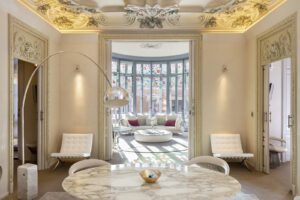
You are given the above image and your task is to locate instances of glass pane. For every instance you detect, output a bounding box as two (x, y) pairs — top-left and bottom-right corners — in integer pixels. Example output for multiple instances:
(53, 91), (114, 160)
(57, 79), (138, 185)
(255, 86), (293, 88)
(170, 76), (176, 112)
(161, 77), (167, 113)
(152, 64), (161, 75)
(112, 74), (119, 87)
(152, 77), (160, 113)
(126, 77), (133, 113)
(143, 77), (151, 113)
(120, 62), (126, 73)
(127, 62), (133, 74)
(120, 76), (126, 87)
(136, 64), (142, 74)
(154, 77), (167, 114)
(162, 64), (167, 74)
(112, 60), (118, 72)
(171, 63), (176, 74)
(143, 64), (151, 75)
(136, 76), (142, 113)
(184, 73), (189, 122)
(185, 60), (189, 73)
(177, 62), (183, 74)
(177, 75), (183, 113)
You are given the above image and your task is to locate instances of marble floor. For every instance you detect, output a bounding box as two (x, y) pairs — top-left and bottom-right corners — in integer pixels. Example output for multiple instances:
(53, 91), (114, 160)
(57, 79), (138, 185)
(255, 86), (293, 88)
(111, 132), (189, 164)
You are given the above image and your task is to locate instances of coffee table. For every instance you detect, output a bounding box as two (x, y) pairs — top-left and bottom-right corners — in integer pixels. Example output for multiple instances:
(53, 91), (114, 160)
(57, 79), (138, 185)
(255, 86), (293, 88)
(134, 129), (173, 143)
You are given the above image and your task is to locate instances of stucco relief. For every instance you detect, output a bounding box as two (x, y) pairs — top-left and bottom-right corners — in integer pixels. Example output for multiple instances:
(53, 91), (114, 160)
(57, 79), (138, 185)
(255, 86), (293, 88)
(261, 29), (292, 65)
(19, 0), (284, 32)
(13, 31), (44, 64)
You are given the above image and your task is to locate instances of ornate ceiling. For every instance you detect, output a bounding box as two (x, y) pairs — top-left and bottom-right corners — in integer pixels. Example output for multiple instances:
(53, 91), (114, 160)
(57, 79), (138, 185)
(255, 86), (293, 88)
(19, 0), (286, 32)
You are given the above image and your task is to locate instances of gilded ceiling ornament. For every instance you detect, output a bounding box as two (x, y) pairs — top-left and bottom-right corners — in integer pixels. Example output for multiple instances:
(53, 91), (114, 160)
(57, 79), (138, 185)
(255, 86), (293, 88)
(125, 4), (180, 28)
(19, 0), (285, 32)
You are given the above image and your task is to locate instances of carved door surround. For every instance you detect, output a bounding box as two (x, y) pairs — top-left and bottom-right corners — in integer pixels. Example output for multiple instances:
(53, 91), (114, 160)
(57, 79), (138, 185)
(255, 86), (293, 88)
(257, 14), (297, 193)
(8, 15), (49, 193)
(98, 31), (202, 160)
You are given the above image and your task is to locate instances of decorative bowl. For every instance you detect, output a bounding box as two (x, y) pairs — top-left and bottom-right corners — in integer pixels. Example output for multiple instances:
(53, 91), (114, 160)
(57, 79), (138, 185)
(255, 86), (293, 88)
(139, 169), (161, 183)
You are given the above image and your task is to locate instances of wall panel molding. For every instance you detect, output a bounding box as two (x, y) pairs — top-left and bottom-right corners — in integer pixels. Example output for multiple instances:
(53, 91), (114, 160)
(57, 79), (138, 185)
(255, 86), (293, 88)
(8, 15), (49, 193)
(257, 13), (297, 192)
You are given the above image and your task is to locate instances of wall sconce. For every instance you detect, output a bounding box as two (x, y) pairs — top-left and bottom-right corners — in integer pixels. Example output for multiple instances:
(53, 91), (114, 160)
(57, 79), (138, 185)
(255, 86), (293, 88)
(222, 64), (228, 73)
(75, 65), (80, 72)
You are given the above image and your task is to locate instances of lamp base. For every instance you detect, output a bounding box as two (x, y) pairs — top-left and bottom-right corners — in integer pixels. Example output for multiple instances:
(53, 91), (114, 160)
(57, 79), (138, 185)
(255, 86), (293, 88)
(17, 164), (38, 200)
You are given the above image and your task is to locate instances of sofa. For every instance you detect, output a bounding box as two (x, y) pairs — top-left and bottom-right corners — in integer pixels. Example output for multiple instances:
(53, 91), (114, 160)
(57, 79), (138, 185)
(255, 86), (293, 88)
(120, 114), (183, 134)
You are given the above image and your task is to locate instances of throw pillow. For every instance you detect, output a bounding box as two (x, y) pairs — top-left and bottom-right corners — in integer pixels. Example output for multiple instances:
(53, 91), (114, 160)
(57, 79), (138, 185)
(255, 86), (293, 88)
(128, 119), (140, 126)
(146, 117), (157, 126)
(167, 114), (177, 121)
(156, 114), (166, 125)
(165, 120), (176, 126)
(137, 114), (147, 126)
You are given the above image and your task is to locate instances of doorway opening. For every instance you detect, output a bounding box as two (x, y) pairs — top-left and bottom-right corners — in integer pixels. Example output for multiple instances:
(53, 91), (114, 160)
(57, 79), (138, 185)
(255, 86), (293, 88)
(110, 41), (190, 164)
(263, 57), (292, 193)
(13, 59), (41, 191)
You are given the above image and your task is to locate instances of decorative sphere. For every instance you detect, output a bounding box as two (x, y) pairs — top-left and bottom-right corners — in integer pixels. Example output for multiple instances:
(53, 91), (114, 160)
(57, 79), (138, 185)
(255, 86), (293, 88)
(104, 86), (129, 108)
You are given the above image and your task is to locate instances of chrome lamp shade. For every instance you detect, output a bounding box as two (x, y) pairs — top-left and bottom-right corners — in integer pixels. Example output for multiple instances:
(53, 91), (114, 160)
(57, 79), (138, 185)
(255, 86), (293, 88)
(104, 86), (130, 108)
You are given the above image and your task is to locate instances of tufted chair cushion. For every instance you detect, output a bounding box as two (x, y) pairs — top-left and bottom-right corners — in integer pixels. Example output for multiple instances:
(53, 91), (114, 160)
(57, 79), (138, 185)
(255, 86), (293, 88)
(210, 133), (253, 159)
(210, 134), (243, 154)
(60, 133), (93, 154)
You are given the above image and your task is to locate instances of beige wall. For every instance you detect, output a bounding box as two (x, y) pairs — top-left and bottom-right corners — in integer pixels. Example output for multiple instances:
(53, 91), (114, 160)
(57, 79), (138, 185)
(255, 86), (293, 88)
(201, 33), (247, 155)
(1, 0), (300, 198)
(58, 33), (248, 157)
(59, 34), (99, 157)
(244, 0), (300, 193)
(0, 0), (61, 197)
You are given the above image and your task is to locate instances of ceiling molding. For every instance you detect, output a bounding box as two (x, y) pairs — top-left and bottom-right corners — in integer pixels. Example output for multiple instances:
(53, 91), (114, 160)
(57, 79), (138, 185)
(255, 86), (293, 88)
(18, 0), (286, 33)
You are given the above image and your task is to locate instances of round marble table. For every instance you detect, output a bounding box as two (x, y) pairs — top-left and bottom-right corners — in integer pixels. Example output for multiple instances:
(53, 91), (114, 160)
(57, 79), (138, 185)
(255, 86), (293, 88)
(62, 164), (241, 200)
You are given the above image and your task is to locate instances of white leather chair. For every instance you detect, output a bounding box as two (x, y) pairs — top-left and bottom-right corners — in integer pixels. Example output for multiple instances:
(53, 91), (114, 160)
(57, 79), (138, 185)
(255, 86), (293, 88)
(269, 136), (288, 168)
(69, 159), (110, 175)
(185, 156), (230, 175)
(210, 133), (254, 169)
(51, 133), (93, 169)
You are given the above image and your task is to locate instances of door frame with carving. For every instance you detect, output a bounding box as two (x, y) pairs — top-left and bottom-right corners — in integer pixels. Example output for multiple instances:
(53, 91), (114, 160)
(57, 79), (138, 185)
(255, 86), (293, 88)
(257, 14), (297, 193)
(98, 31), (202, 160)
(8, 15), (49, 193)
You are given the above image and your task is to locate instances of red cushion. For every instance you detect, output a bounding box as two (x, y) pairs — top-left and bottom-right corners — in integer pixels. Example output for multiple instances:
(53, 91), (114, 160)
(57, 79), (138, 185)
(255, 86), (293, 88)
(165, 120), (176, 126)
(128, 119), (140, 126)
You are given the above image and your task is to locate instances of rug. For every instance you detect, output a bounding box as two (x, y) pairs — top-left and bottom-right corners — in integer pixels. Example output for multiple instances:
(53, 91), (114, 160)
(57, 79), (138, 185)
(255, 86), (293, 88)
(117, 133), (188, 153)
(39, 192), (259, 200)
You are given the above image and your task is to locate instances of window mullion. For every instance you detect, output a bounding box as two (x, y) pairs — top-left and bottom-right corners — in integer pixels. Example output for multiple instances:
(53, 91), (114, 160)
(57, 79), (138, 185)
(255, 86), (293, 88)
(150, 62), (153, 116)
(133, 62), (136, 114)
(175, 63), (178, 113)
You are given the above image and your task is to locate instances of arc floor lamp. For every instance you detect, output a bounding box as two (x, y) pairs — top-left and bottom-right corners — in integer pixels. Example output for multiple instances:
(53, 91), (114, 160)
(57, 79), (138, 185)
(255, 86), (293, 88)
(20, 51), (129, 165)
